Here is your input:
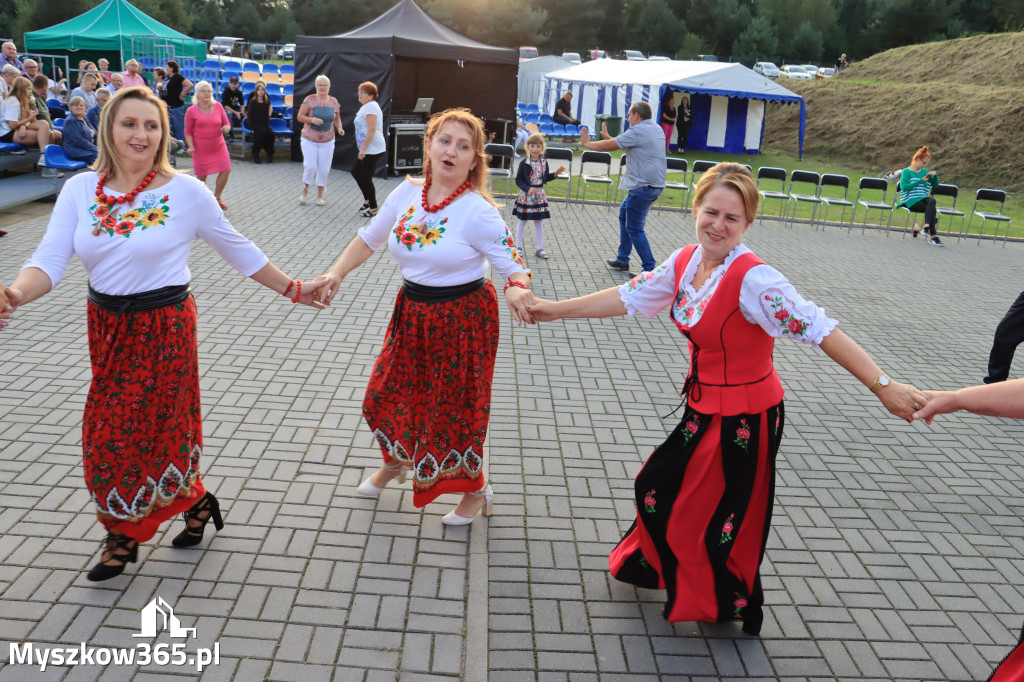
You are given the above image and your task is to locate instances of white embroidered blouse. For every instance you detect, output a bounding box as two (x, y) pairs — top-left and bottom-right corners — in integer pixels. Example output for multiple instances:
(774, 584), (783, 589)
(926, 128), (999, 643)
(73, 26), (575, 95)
(358, 179), (527, 287)
(618, 244), (837, 346)
(23, 172), (269, 295)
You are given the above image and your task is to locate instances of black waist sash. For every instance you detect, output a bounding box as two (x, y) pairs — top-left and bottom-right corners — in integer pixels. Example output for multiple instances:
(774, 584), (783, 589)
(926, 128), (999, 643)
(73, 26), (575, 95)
(88, 283), (192, 315)
(402, 278), (485, 304)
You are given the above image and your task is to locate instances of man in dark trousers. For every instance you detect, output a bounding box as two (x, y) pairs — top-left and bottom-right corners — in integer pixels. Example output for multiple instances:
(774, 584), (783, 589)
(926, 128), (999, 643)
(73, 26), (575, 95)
(221, 76), (245, 140)
(984, 290), (1024, 384)
(552, 91), (581, 126)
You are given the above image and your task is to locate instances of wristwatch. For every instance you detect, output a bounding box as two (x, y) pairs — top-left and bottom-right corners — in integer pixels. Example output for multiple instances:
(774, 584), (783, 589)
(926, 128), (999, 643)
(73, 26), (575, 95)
(868, 373), (891, 393)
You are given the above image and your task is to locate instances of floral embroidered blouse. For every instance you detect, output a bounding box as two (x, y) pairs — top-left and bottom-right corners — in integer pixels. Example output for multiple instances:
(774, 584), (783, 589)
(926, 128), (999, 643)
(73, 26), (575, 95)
(24, 172), (268, 295)
(359, 179), (527, 287)
(619, 244), (837, 346)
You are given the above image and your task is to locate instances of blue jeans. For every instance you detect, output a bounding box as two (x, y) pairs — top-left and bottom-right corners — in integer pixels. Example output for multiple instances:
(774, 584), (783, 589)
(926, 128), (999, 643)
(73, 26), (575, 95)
(168, 106), (185, 142)
(616, 186), (662, 272)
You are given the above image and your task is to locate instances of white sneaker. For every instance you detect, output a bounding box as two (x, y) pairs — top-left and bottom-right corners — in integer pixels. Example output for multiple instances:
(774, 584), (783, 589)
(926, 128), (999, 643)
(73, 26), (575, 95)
(299, 194), (308, 205)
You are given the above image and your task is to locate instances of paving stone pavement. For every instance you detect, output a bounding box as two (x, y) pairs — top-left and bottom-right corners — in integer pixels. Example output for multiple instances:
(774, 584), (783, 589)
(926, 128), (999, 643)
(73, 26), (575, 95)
(2, 160), (1024, 682)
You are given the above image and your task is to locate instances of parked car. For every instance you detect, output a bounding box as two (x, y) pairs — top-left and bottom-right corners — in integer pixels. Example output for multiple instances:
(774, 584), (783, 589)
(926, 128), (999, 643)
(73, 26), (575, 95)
(697, 54), (718, 62)
(815, 67), (836, 79)
(753, 61), (779, 77)
(779, 64), (812, 80)
(250, 43), (267, 59)
(519, 46), (538, 61)
(647, 55), (670, 61)
(801, 64), (818, 74)
(623, 50), (646, 61)
(561, 51), (582, 64)
(209, 36), (241, 56)
(278, 43), (295, 59)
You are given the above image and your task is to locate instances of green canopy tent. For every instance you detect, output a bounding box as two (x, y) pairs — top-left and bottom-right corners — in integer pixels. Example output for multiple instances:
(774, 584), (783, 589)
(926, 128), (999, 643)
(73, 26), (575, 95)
(24, 0), (205, 72)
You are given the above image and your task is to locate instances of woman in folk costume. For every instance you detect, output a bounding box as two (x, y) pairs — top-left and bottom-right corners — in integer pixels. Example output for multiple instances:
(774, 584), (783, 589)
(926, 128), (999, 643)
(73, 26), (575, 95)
(527, 163), (926, 633)
(0, 87), (326, 581)
(314, 108), (535, 525)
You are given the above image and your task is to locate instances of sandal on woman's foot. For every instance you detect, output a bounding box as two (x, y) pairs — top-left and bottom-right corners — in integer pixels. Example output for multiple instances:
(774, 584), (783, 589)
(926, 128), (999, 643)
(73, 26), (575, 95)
(87, 533), (138, 582)
(359, 207), (378, 218)
(217, 200), (228, 211)
(357, 460), (410, 496)
(299, 194), (309, 205)
(442, 485), (494, 526)
(171, 492), (225, 548)
(358, 201), (371, 212)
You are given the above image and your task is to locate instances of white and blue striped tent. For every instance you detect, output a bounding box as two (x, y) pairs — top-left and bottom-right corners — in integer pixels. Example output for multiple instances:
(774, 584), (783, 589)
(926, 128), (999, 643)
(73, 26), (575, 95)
(541, 59), (806, 158)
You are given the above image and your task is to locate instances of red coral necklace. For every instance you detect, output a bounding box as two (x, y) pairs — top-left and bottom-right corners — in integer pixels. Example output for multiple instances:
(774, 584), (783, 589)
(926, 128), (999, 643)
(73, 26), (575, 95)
(421, 174), (472, 213)
(95, 167), (159, 207)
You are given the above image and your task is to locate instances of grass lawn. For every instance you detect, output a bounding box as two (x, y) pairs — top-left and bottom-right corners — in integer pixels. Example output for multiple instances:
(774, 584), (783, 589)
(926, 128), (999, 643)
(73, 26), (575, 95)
(520, 146), (1021, 240)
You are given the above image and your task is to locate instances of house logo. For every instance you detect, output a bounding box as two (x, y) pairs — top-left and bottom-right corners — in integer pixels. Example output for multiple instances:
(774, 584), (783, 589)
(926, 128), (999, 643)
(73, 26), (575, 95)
(133, 598), (197, 639)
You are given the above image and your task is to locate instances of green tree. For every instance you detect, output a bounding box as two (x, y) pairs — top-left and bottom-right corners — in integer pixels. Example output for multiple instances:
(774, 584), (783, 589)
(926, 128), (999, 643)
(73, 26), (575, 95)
(262, 3), (302, 44)
(629, 0), (686, 54)
(731, 15), (779, 63)
(677, 32), (708, 59)
(685, 0), (751, 56)
(540, 0), (604, 51)
(988, 0), (1024, 29)
(421, 0), (548, 47)
(192, 0), (229, 38)
(790, 20), (823, 61)
(132, 0), (194, 34)
(13, 0), (93, 41)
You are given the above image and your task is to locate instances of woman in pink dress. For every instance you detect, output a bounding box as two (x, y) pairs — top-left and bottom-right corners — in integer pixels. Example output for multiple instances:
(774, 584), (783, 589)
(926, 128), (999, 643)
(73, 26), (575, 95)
(185, 81), (232, 210)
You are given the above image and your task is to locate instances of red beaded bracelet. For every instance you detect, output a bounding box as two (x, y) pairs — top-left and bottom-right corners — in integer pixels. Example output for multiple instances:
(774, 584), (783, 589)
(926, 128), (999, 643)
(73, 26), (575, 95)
(283, 280), (295, 297)
(504, 279), (529, 293)
(291, 280), (302, 304)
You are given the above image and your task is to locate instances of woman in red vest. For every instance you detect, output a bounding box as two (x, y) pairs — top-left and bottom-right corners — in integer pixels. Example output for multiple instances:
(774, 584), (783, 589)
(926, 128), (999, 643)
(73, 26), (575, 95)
(527, 163), (927, 634)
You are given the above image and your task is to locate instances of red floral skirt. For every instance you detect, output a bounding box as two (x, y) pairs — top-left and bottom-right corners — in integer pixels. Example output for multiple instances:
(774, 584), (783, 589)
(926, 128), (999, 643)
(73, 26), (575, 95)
(609, 401), (784, 632)
(363, 283), (499, 507)
(83, 298), (206, 542)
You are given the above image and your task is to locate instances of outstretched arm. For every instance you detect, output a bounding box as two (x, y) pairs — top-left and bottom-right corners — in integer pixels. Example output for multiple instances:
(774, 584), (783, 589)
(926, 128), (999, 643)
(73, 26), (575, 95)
(818, 328), (928, 422)
(248, 262), (327, 308)
(913, 379), (1024, 423)
(527, 286), (626, 322)
(0, 267), (54, 328)
(314, 236), (375, 306)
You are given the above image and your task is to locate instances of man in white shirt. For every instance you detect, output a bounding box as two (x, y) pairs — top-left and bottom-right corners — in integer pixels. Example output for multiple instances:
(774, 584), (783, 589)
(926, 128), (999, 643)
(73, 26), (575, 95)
(0, 64), (18, 99)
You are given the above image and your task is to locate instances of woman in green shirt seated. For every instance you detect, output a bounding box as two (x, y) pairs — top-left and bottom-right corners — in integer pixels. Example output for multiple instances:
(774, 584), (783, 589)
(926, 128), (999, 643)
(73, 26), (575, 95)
(898, 145), (942, 246)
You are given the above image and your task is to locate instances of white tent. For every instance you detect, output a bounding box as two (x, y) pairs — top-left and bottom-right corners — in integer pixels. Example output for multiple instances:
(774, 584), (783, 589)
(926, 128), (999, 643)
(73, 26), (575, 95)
(517, 55), (573, 107)
(541, 60), (806, 157)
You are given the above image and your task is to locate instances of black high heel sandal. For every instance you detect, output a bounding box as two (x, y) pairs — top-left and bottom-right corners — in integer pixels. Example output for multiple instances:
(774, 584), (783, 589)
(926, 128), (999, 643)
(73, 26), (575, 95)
(87, 533), (138, 582)
(171, 492), (224, 548)
(357, 200), (371, 212)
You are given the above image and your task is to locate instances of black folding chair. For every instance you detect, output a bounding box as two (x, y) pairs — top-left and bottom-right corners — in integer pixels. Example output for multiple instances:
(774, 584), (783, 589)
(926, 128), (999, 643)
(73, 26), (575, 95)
(818, 174), (854, 231)
(756, 167), (789, 222)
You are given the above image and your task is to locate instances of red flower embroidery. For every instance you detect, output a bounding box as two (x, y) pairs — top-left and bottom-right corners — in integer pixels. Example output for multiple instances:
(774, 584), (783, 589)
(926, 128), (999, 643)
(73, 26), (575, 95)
(162, 195), (169, 202)
(114, 220), (135, 235)
(643, 489), (656, 513)
(720, 513), (736, 544)
(733, 419), (751, 452)
(100, 215), (117, 229)
(685, 421), (698, 433)
(401, 232), (417, 246)
(94, 205), (110, 218)
(774, 309), (789, 321)
(734, 597), (747, 609)
(788, 318), (804, 334)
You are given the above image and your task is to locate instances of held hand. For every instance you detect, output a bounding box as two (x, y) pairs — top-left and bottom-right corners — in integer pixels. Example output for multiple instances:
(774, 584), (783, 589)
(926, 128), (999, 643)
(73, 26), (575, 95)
(295, 278), (330, 309)
(524, 297), (560, 322)
(504, 286), (536, 326)
(912, 390), (959, 424)
(877, 381), (930, 422)
(313, 273), (342, 307)
(358, 151), (366, 160)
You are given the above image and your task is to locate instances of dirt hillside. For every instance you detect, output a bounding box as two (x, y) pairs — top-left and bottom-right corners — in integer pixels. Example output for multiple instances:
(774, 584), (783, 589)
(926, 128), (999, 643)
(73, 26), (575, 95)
(762, 32), (1024, 191)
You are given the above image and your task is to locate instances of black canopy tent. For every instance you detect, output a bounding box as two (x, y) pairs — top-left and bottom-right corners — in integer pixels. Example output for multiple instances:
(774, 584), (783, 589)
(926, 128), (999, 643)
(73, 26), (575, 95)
(293, 0), (519, 172)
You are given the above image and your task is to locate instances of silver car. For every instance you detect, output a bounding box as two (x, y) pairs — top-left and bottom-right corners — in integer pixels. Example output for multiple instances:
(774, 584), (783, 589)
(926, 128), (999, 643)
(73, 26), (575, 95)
(753, 61), (779, 77)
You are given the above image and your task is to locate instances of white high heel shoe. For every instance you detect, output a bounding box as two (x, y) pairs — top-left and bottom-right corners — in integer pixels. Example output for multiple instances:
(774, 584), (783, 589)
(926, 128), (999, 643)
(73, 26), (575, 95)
(357, 461), (409, 496)
(441, 485), (493, 526)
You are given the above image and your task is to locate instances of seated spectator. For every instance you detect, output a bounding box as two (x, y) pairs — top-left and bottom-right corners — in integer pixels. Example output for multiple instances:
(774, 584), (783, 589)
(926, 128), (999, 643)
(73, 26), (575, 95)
(30, 74), (61, 129)
(62, 95), (97, 163)
(122, 59), (146, 88)
(106, 72), (124, 94)
(47, 66), (67, 103)
(70, 60), (88, 90)
(86, 88), (110, 130)
(1, 76), (61, 153)
(0, 64), (18, 99)
(96, 58), (111, 84)
(552, 91), (581, 126)
(70, 72), (100, 109)
(0, 42), (24, 74)
(220, 76), (244, 140)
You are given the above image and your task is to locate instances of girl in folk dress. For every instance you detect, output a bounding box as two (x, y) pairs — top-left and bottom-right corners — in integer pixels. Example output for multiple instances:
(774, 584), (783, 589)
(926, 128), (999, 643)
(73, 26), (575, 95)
(527, 163), (926, 633)
(512, 133), (565, 260)
(314, 108), (536, 526)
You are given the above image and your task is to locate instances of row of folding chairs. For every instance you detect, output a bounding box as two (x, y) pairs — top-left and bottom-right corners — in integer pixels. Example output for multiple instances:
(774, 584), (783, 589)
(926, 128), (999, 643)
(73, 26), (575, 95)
(753, 168), (1012, 246)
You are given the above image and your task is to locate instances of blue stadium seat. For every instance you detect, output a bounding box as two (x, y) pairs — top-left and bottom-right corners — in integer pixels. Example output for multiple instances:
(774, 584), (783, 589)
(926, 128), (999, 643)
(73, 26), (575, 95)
(268, 93), (284, 107)
(539, 113), (553, 124)
(283, 84), (293, 96)
(280, 64), (294, 75)
(203, 60), (222, 71)
(223, 61), (242, 72)
(53, 118), (65, 129)
(552, 123), (566, 136)
(262, 63), (279, 75)
(526, 103), (539, 114)
(44, 144), (88, 170)
(241, 82), (256, 96)
(270, 118), (293, 136)
(539, 122), (554, 136)
(243, 62), (260, 73)
(265, 83), (283, 96)
(140, 57), (156, 71)
(0, 141), (24, 152)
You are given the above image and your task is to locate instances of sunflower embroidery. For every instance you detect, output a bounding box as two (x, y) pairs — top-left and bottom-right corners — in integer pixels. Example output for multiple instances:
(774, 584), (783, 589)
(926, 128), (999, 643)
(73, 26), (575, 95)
(91, 193), (170, 239)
